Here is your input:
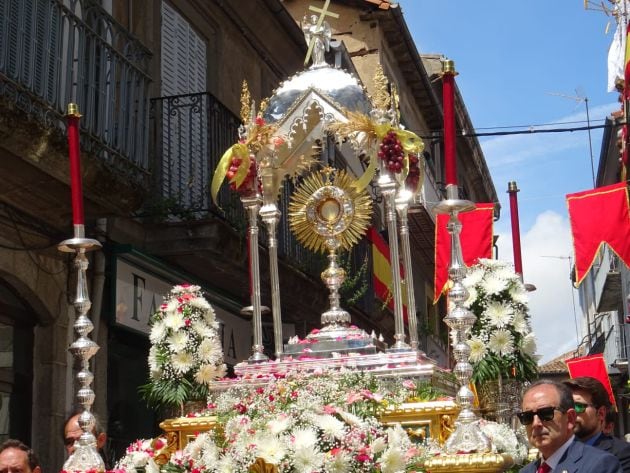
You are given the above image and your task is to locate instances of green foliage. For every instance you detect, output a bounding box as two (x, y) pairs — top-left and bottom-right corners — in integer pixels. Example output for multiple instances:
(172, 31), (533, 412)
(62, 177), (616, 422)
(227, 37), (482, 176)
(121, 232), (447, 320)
(338, 251), (369, 306)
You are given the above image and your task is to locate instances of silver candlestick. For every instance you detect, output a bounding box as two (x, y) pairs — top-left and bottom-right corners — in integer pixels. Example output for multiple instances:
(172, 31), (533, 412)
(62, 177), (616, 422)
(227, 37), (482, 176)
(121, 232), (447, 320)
(433, 185), (490, 454)
(259, 164), (284, 359)
(395, 188), (419, 350)
(59, 225), (104, 472)
(241, 193), (268, 363)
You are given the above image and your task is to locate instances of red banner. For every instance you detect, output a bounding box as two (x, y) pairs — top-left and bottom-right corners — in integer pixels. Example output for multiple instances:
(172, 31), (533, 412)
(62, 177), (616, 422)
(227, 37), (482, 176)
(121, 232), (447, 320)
(433, 203), (494, 303)
(566, 183), (630, 286)
(566, 354), (616, 408)
(367, 227), (407, 317)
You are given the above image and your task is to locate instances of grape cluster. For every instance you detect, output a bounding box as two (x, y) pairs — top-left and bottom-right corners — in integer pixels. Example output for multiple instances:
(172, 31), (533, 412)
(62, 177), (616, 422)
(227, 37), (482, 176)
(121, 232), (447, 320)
(377, 130), (405, 173)
(227, 154), (259, 195)
(405, 152), (421, 192)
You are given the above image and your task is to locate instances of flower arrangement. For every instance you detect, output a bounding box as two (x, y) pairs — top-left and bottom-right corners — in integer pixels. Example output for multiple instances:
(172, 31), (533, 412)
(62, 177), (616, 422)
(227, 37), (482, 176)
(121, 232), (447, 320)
(160, 371), (428, 473)
(114, 437), (168, 473)
(461, 259), (538, 384)
(139, 284), (227, 411)
(476, 419), (528, 466)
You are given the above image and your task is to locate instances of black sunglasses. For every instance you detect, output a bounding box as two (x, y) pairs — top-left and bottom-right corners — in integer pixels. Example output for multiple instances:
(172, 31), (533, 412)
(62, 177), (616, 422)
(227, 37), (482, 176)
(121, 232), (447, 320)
(517, 406), (562, 425)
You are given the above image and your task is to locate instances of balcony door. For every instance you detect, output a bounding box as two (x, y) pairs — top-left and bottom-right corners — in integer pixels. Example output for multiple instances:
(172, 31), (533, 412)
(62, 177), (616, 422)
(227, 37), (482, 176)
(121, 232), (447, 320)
(160, 1), (208, 212)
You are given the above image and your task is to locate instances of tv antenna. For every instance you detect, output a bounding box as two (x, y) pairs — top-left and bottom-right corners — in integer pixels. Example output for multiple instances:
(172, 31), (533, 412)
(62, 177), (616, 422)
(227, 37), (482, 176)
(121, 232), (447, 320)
(547, 89), (596, 187)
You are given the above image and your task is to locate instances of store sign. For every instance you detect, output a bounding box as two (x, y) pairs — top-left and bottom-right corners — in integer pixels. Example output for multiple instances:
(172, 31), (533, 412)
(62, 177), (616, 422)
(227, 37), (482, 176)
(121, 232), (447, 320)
(114, 255), (293, 365)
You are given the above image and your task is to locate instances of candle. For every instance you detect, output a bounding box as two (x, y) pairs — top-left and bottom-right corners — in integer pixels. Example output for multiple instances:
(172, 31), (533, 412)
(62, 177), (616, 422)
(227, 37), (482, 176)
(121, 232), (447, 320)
(66, 103), (84, 225)
(508, 181), (523, 277)
(442, 59), (457, 187)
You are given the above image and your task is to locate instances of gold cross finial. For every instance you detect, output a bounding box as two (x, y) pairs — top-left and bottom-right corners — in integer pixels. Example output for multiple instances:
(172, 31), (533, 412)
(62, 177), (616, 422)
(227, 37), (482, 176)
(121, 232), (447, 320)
(304, 0), (339, 66)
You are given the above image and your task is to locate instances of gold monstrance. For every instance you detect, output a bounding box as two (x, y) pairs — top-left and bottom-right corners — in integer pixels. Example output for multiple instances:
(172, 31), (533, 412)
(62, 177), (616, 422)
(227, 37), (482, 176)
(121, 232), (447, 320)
(288, 168), (371, 344)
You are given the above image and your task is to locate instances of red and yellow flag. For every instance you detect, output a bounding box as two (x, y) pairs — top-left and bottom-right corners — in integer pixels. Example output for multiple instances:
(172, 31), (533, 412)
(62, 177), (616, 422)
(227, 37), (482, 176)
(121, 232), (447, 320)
(433, 203), (494, 303)
(367, 227), (407, 317)
(567, 182), (630, 286)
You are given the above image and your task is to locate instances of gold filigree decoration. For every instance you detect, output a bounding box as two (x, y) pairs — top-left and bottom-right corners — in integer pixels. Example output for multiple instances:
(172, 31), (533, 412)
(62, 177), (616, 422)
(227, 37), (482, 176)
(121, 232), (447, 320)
(371, 63), (390, 111)
(288, 169), (372, 253)
(240, 80), (251, 123)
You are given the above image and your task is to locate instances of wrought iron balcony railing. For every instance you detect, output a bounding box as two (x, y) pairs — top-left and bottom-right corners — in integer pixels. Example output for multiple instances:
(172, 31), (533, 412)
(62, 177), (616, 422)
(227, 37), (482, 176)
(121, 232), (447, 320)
(0, 0), (152, 178)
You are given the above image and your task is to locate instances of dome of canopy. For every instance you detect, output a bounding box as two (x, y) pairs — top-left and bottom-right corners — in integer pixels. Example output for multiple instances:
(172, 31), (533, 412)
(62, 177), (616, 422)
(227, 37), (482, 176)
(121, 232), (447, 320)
(263, 66), (371, 123)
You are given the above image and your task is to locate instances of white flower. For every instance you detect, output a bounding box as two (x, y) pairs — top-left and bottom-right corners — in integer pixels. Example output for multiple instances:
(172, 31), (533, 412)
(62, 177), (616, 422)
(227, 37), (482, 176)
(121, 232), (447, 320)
(195, 363), (221, 385)
(481, 273), (509, 295)
(168, 331), (189, 351)
(171, 351), (194, 373)
(512, 311), (529, 335)
(485, 301), (513, 328)
(171, 284), (200, 294)
(463, 267), (485, 287)
(326, 450), (351, 473)
(380, 447), (406, 473)
(521, 333), (537, 356)
(166, 298), (180, 314)
(192, 320), (215, 338)
(199, 338), (221, 363)
(464, 286), (478, 308)
(488, 329), (514, 356)
(292, 445), (323, 473)
(204, 305), (217, 324)
(148, 346), (159, 371)
(216, 456), (235, 473)
(255, 434), (286, 465)
(291, 427), (318, 448)
(313, 414), (346, 439)
(149, 321), (167, 343)
(468, 336), (488, 363)
(190, 296), (211, 310)
(267, 415), (292, 435)
(509, 284), (529, 304)
(370, 436), (387, 454)
(164, 311), (185, 331)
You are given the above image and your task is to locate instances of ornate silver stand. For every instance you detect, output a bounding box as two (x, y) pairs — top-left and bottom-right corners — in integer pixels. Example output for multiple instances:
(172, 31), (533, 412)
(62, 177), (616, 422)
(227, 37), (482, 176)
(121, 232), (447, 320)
(59, 225), (104, 472)
(395, 188), (419, 349)
(242, 193), (268, 363)
(259, 165), (284, 359)
(433, 185), (490, 454)
(376, 154), (408, 351)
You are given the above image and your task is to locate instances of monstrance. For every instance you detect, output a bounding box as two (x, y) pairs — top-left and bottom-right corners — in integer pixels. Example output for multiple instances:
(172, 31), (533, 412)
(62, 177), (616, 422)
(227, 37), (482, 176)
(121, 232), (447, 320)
(288, 168), (371, 342)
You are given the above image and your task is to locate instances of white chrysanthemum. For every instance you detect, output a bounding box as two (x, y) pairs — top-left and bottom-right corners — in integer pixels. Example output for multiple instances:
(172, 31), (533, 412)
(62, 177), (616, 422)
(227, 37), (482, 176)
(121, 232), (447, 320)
(292, 445), (323, 473)
(481, 273), (509, 295)
(254, 434), (286, 465)
(192, 320), (215, 338)
(171, 284), (200, 294)
(463, 286), (478, 308)
(189, 296), (211, 310)
(479, 258), (504, 269)
(267, 415), (292, 435)
(326, 450), (351, 473)
(510, 285), (529, 305)
(216, 455), (235, 473)
(512, 311), (529, 334)
(485, 301), (513, 328)
(148, 346), (159, 371)
(168, 331), (189, 351)
(149, 321), (167, 343)
(464, 267), (485, 287)
(370, 436), (387, 454)
(199, 338), (221, 363)
(380, 447), (406, 473)
(468, 336), (488, 363)
(313, 414), (346, 439)
(337, 410), (364, 428)
(171, 351), (194, 373)
(291, 427), (318, 449)
(488, 329), (514, 356)
(164, 311), (184, 331)
(494, 265), (518, 282)
(195, 363), (220, 385)
(521, 332), (537, 356)
(204, 306), (217, 324)
(166, 298), (180, 313)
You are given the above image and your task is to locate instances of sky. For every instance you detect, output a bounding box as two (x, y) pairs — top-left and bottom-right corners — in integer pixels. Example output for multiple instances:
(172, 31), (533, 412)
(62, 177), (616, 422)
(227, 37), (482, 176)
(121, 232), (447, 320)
(398, 1), (619, 363)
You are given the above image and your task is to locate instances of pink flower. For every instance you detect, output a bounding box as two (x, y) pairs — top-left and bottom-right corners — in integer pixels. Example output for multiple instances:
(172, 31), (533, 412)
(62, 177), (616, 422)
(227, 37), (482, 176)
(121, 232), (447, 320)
(255, 117), (265, 127)
(323, 405), (337, 414)
(355, 453), (371, 463)
(273, 136), (285, 147)
(402, 380), (416, 390)
(346, 391), (362, 404)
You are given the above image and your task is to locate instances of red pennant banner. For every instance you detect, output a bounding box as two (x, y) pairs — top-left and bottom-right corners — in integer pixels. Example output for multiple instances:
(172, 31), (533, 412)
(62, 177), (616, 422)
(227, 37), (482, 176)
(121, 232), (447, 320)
(433, 203), (494, 303)
(566, 182), (630, 286)
(566, 354), (616, 408)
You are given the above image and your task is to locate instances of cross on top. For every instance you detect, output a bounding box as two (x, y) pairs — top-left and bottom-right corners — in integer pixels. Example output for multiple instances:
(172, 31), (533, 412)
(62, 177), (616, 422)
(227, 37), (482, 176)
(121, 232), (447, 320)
(303, 0), (339, 66)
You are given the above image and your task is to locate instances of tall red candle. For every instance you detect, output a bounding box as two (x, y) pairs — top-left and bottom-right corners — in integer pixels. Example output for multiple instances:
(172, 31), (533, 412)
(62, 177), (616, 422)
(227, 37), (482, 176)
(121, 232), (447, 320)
(66, 103), (84, 225)
(508, 181), (523, 277)
(442, 60), (457, 186)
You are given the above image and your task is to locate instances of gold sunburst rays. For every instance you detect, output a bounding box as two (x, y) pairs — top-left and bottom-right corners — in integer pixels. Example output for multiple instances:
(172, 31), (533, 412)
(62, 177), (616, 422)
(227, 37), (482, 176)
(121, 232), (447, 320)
(288, 169), (372, 254)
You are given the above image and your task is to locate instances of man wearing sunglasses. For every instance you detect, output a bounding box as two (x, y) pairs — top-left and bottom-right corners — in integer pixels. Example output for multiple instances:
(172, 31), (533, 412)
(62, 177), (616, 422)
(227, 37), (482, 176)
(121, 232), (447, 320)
(518, 379), (622, 473)
(563, 377), (630, 472)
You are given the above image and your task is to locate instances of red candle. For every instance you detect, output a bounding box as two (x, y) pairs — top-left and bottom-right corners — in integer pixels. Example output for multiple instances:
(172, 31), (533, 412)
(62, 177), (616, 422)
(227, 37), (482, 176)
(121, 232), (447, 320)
(66, 103), (84, 225)
(442, 60), (457, 186)
(508, 181), (523, 277)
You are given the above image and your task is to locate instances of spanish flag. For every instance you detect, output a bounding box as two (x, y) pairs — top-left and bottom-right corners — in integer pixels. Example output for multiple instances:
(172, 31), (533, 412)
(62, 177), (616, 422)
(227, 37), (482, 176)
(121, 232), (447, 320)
(433, 203), (495, 303)
(566, 182), (630, 286)
(367, 227), (407, 317)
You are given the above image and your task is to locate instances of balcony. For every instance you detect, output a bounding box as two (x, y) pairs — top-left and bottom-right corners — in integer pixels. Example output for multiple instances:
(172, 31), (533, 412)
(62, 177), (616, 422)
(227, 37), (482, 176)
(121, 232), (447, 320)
(0, 0), (152, 225)
(594, 247), (622, 313)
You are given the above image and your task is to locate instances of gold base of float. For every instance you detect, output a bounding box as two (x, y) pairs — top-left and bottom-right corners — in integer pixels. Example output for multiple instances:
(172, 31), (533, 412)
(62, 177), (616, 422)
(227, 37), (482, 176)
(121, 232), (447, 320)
(423, 452), (513, 473)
